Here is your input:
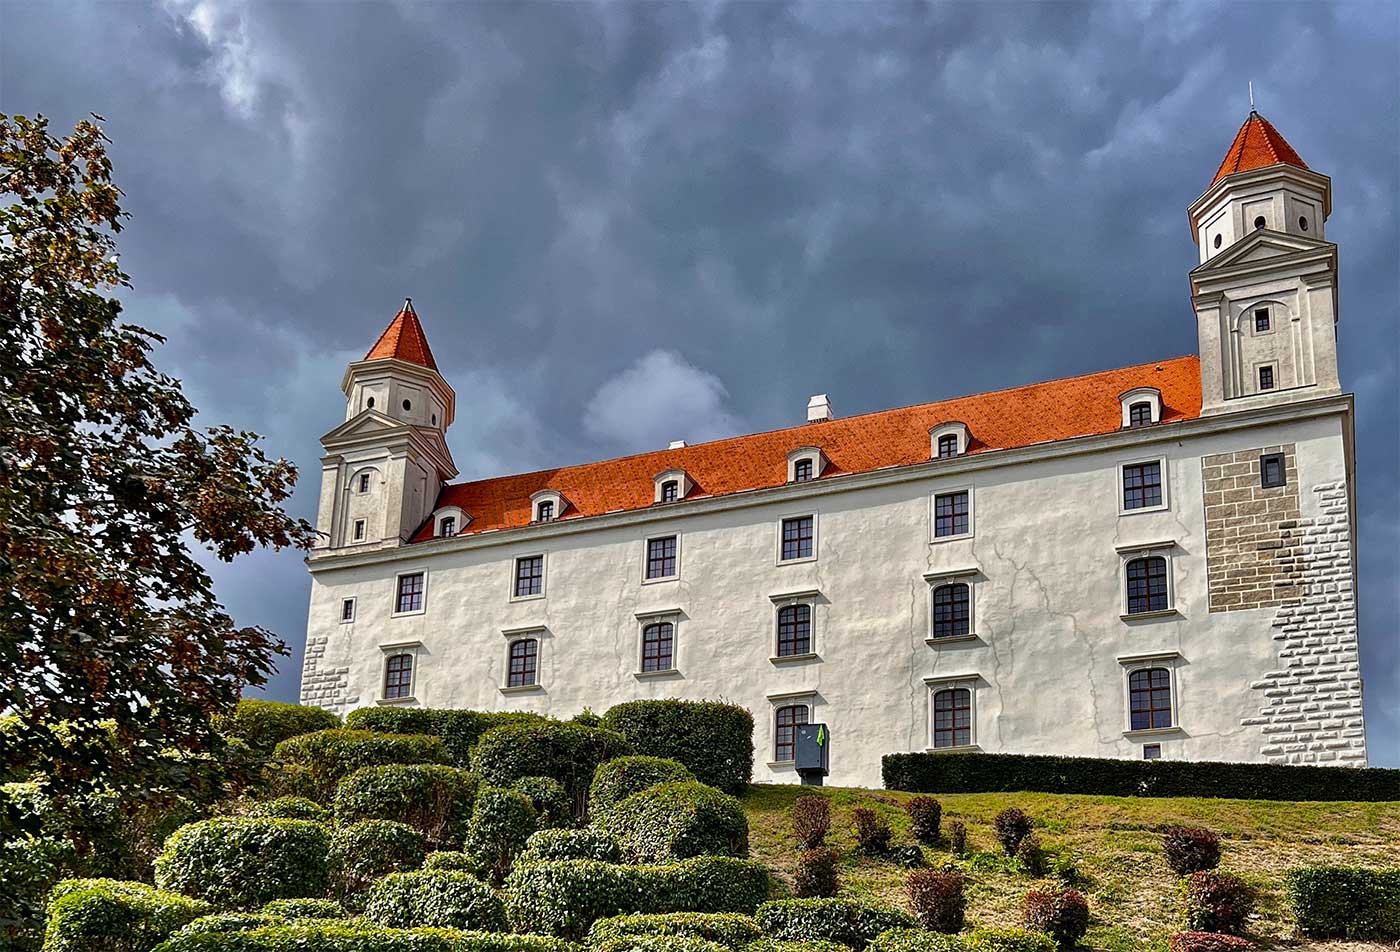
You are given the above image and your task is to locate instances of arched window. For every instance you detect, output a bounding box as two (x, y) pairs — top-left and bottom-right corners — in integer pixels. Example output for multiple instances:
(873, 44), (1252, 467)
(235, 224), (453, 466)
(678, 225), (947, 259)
(1128, 402), (1153, 427)
(384, 653), (413, 699)
(1129, 668), (1172, 730)
(438, 516), (455, 537)
(661, 480), (679, 503)
(536, 500), (554, 522)
(507, 638), (538, 688)
(932, 688), (971, 748)
(793, 458), (813, 482)
(937, 434), (959, 459)
(776, 604), (811, 657)
(931, 583), (970, 638)
(641, 621), (674, 672)
(1126, 556), (1168, 614)
(774, 704), (809, 762)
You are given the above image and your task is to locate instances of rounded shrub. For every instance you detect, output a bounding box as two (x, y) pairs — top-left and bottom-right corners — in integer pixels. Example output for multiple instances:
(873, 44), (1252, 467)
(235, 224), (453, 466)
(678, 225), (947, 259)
(947, 820), (968, 855)
(754, 898), (916, 948)
(215, 699), (340, 752)
(868, 930), (969, 952)
(794, 847), (840, 899)
(1168, 932), (1254, 952)
(1180, 871), (1256, 935)
(1014, 834), (1047, 877)
(517, 828), (621, 865)
(745, 941), (852, 952)
(259, 898), (345, 919)
(154, 818), (330, 910)
(588, 911), (762, 948)
(334, 763), (478, 847)
(907, 869), (966, 933)
(466, 787), (538, 886)
(1022, 887), (1089, 947)
(247, 796), (329, 821)
(155, 920), (570, 949)
(470, 722), (631, 817)
(851, 807), (891, 856)
(589, 756), (696, 819)
(1163, 826), (1223, 876)
(994, 808), (1034, 857)
(177, 912), (280, 935)
(272, 729), (450, 801)
(42, 878), (212, 952)
(424, 850), (478, 871)
(328, 820), (427, 904)
(1286, 866), (1400, 939)
(906, 797), (942, 845)
(791, 796), (830, 850)
(602, 700), (753, 795)
(511, 776), (573, 829)
(965, 927), (1059, 952)
(601, 781), (748, 864)
(343, 707), (547, 767)
(362, 870), (506, 931)
(593, 939), (727, 952)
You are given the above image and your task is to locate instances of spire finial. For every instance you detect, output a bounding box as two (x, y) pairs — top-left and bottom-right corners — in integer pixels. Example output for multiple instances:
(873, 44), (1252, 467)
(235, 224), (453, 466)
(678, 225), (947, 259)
(1248, 80), (1255, 112)
(403, 296), (415, 313)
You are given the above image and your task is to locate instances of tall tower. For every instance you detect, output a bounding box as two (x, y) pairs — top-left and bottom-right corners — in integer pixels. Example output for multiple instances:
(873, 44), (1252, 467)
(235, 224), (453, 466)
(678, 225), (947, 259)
(314, 299), (458, 551)
(1188, 112), (1340, 414)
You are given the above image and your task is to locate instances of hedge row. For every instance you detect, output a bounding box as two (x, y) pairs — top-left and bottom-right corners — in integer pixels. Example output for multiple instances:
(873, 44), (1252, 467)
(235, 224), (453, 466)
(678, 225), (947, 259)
(586, 912), (762, 947)
(868, 928), (1056, 952)
(344, 708), (547, 768)
(588, 757), (695, 820)
(273, 730), (451, 801)
(882, 751), (1400, 802)
(334, 764), (479, 847)
(755, 898), (915, 949)
(153, 923), (579, 950)
(598, 781), (748, 864)
(601, 701), (753, 796)
(215, 699), (341, 753)
(43, 879), (211, 952)
(470, 723), (631, 815)
(1287, 866), (1400, 939)
(154, 818), (331, 910)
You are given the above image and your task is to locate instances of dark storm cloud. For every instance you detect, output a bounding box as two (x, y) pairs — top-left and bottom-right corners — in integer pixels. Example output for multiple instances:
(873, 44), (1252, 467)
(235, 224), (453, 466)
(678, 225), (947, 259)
(3, 0), (1395, 763)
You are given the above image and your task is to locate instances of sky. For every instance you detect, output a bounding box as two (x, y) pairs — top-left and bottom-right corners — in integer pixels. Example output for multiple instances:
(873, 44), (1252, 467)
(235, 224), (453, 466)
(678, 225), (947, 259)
(2, 0), (1396, 766)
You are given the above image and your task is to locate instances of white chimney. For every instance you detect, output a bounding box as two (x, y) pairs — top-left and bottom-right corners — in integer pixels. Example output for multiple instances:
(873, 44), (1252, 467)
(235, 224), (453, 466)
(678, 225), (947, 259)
(668, 440), (687, 449)
(807, 394), (833, 423)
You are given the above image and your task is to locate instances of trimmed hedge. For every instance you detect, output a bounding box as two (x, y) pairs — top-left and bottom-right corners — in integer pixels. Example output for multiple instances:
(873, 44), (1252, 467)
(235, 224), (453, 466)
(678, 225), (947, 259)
(601, 701), (753, 796)
(363, 870), (507, 932)
(599, 781), (748, 863)
(466, 788), (538, 886)
(344, 708), (546, 767)
(177, 913), (281, 935)
(1167, 933), (1254, 952)
(1286, 865), (1400, 939)
(334, 764), (479, 847)
(154, 818), (330, 910)
(329, 820), (427, 905)
(1179, 872), (1255, 935)
(867, 931), (967, 952)
(517, 828), (621, 865)
(425, 851), (479, 872)
(43, 878), (212, 952)
(866, 934), (1057, 952)
(511, 776), (573, 830)
(503, 857), (770, 940)
(154, 923), (578, 950)
(754, 898), (916, 949)
(470, 723), (631, 816)
(965, 928), (1059, 952)
(215, 700), (340, 752)
(592, 939), (726, 952)
(273, 730), (450, 801)
(882, 750), (1400, 801)
(743, 941), (850, 952)
(588, 757), (695, 820)
(587, 912), (762, 948)
(259, 898), (345, 919)
(247, 796), (329, 822)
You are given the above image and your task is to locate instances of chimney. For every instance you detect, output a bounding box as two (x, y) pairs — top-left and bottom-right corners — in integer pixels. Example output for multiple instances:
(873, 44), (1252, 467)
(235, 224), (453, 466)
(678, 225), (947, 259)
(668, 440), (687, 449)
(807, 394), (833, 423)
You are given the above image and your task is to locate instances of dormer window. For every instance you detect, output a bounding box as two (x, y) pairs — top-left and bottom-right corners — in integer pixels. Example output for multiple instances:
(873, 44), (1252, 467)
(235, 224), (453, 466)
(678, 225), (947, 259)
(929, 422), (970, 460)
(530, 490), (566, 524)
(787, 447), (827, 483)
(937, 435), (958, 459)
(1119, 388), (1162, 429)
(653, 470), (693, 504)
(430, 506), (469, 538)
(661, 480), (679, 502)
(537, 500), (554, 521)
(1128, 402), (1153, 428)
(438, 516), (455, 537)
(793, 459), (813, 482)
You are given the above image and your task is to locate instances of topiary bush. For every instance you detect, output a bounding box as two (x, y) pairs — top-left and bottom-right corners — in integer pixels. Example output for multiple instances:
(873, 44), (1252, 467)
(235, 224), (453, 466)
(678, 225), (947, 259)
(272, 730), (450, 801)
(154, 921), (577, 950)
(215, 699), (341, 753)
(600, 781), (748, 864)
(588, 912), (762, 948)
(907, 869), (965, 933)
(517, 828), (621, 865)
(964, 927), (1058, 952)
(601, 701), (753, 796)
(511, 776), (573, 830)
(424, 851), (478, 872)
(1022, 886), (1089, 947)
(867, 930), (967, 952)
(466, 787), (538, 886)
(363, 869), (507, 931)
(42, 879), (212, 952)
(334, 764), (478, 848)
(328, 820), (427, 905)
(744, 940), (850, 952)
(1286, 865), (1400, 939)
(754, 898), (916, 949)
(589, 756), (696, 820)
(343, 707), (547, 767)
(947, 820), (968, 855)
(1014, 834), (1047, 877)
(259, 898), (345, 919)
(906, 797), (942, 845)
(1180, 871), (1256, 936)
(592, 938), (726, 952)
(176, 912), (280, 935)
(471, 723), (631, 817)
(1167, 932), (1254, 952)
(791, 796), (830, 850)
(851, 807), (890, 856)
(154, 818), (330, 910)
(1163, 827), (1223, 876)
(994, 808), (1033, 857)
(247, 796), (329, 822)
(794, 847), (840, 899)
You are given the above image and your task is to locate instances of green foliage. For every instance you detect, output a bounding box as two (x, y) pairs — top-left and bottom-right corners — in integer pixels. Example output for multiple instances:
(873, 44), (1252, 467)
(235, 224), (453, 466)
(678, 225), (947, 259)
(964, 928), (1059, 952)
(272, 730), (450, 801)
(517, 828), (621, 865)
(587, 912), (761, 948)
(511, 776), (572, 830)
(867, 930), (968, 952)
(42, 878), (211, 952)
(882, 751), (1400, 801)
(592, 938), (727, 952)
(1166, 932), (1254, 952)
(154, 922), (577, 950)
(2, 826), (77, 951)
(503, 857), (771, 940)
(215, 700), (340, 753)
(465, 788), (537, 886)
(259, 898), (346, 919)
(425, 851), (479, 872)
(1179, 871), (1256, 936)
(334, 764), (478, 848)
(754, 898), (915, 948)
(600, 781), (748, 864)
(588, 757), (695, 820)
(154, 817), (330, 910)
(1286, 865), (1400, 939)
(177, 912), (281, 935)
(363, 870), (507, 931)
(742, 940), (850, 952)
(343, 708), (547, 768)
(247, 796), (329, 821)
(907, 869), (966, 932)
(793, 847), (840, 899)
(1021, 886), (1089, 947)
(790, 796), (830, 851)
(329, 820), (427, 905)
(601, 701), (753, 796)
(470, 723), (631, 817)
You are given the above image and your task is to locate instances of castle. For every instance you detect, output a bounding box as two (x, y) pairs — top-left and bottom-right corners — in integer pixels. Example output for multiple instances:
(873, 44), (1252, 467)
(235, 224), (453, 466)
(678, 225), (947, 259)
(301, 112), (1368, 786)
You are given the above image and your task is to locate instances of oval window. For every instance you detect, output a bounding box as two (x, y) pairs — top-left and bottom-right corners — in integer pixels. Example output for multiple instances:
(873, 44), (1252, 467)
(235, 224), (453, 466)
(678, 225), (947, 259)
(367, 396), (375, 409)
(402, 399), (412, 412)
(431, 414), (437, 426)
(1298, 216), (1309, 231)
(1254, 216), (1266, 229)
(1213, 234), (1222, 248)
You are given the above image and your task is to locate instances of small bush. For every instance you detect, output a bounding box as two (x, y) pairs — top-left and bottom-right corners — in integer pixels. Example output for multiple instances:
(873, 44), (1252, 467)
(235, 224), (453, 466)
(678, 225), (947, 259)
(1287, 865), (1400, 939)
(42, 879), (211, 952)
(755, 898), (916, 948)
(947, 821), (968, 855)
(1022, 887), (1089, 947)
(791, 797), (830, 850)
(334, 764), (478, 847)
(891, 845), (925, 869)
(592, 938), (726, 952)
(588, 912), (761, 948)
(328, 820), (426, 904)
(1168, 932), (1254, 952)
(512, 776), (573, 830)
(155, 921), (575, 950)
(589, 756), (695, 820)
(471, 722), (631, 816)
(177, 912), (279, 935)
(794, 848), (840, 899)
(1014, 834), (1047, 877)
(363, 870), (506, 931)
(1180, 871), (1256, 935)
(154, 818), (330, 910)
(994, 809), (1033, 857)
(907, 869), (966, 933)
(272, 729), (450, 801)
(852, 807), (891, 856)
(602, 700), (754, 795)
(343, 706), (547, 768)
(965, 927), (1058, 952)
(466, 788), (538, 886)
(259, 898), (345, 919)
(517, 828), (621, 865)
(424, 851), (478, 871)
(744, 940), (850, 952)
(906, 797), (942, 845)
(600, 781), (748, 864)
(1163, 827), (1222, 876)
(867, 930), (967, 952)
(215, 699), (340, 752)
(247, 796), (329, 822)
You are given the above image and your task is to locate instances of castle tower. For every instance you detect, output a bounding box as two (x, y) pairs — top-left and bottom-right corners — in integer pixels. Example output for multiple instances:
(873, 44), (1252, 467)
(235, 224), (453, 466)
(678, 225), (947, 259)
(314, 299), (458, 550)
(1188, 112), (1340, 414)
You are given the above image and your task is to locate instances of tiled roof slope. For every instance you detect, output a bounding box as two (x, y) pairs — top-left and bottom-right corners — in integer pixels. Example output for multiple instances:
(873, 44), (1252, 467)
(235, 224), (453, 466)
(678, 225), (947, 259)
(414, 356), (1202, 542)
(1212, 112), (1308, 184)
(366, 299), (439, 370)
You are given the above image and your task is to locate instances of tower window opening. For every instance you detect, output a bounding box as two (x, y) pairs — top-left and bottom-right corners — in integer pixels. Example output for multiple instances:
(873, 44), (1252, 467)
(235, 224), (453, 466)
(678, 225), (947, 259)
(402, 399), (412, 412)
(1254, 309), (1270, 332)
(1259, 366), (1275, 391)
(1298, 216), (1309, 231)
(1253, 216), (1266, 230)
(367, 396), (375, 409)
(1213, 234), (1222, 248)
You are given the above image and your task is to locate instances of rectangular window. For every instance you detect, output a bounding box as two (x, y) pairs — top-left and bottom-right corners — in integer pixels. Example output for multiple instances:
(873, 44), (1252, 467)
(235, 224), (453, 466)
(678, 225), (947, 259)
(1259, 365), (1275, 391)
(645, 536), (677, 580)
(507, 638), (538, 688)
(1129, 402), (1153, 427)
(395, 572), (425, 614)
(937, 434), (959, 459)
(1143, 743), (1162, 760)
(1260, 452), (1286, 489)
(661, 480), (679, 502)
(1122, 461), (1163, 511)
(358, 473), (370, 493)
(514, 556), (544, 597)
(536, 500), (554, 522)
(353, 519), (366, 541)
(793, 458), (813, 482)
(1254, 308), (1270, 332)
(933, 491), (969, 538)
(1125, 556), (1169, 614)
(780, 516), (814, 561)
(439, 516), (455, 536)
(340, 598), (355, 622)
(932, 688), (972, 748)
(1129, 667), (1173, 731)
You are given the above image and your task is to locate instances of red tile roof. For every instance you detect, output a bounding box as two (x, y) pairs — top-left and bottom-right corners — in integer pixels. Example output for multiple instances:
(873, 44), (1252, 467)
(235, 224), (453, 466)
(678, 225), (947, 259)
(1212, 112), (1308, 184)
(366, 299), (438, 370)
(415, 356), (1202, 542)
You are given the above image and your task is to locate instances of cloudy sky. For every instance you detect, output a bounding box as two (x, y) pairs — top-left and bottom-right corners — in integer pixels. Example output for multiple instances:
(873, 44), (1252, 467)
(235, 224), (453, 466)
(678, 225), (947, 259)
(3, 1), (1396, 765)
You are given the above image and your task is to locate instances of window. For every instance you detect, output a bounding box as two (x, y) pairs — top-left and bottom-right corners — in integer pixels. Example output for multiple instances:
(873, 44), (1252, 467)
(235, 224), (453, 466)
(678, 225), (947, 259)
(439, 516), (455, 537)
(776, 604), (812, 657)
(793, 458), (813, 482)
(933, 490), (969, 538)
(1143, 743), (1162, 760)
(645, 536), (677, 580)
(358, 472), (371, 493)
(536, 500), (554, 522)
(514, 555), (543, 598)
(660, 480), (679, 502)
(395, 572), (425, 614)
(353, 519), (366, 542)
(932, 688), (972, 749)
(641, 621), (674, 672)
(507, 638), (538, 688)
(1258, 365), (1275, 391)
(1253, 215), (1266, 230)
(1125, 556), (1169, 614)
(383, 653), (413, 699)
(1298, 215), (1309, 231)
(937, 434), (959, 459)
(1254, 308), (1270, 332)
(1260, 452), (1286, 489)
(780, 516), (814, 562)
(1213, 234), (1222, 249)
(1128, 402), (1153, 428)
(1129, 667), (1173, 730)
(774, 704), (809, 762)
(931, 583), (970, 638)
(340, 598), (355, 622)
(402, 399), (412, 412)
(367, 396), (375, 409)
(1122, 461), (1163, 511)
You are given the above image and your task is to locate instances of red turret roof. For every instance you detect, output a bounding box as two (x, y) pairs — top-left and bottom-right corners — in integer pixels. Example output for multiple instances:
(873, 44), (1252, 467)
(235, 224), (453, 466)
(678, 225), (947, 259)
(1212, 112), (1308, 184)
(366, 299), (438, 370)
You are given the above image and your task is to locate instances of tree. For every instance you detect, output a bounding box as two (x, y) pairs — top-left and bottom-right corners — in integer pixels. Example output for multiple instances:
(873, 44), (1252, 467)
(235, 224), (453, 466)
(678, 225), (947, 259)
(0, 113), (316, 813)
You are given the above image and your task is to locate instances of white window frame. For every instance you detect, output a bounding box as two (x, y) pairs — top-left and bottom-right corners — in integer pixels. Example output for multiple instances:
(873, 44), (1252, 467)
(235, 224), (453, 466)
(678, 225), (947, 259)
(1250, 304), (1275, 337)
(642, 533), (681, 584)
(929, 486), (975, 543)
(1119, 387), (1161, 428)
(530, 489), (566, 523)
(339, 597), (357, 624)
(1118, 455), (1169, 515)
(1255, 360), (1279, 393)
(510, 552), (547, 602)
(1116, 540), (1178, 619)
(786, 447), (826, 483)
(653, 469), (693, 504)
(431, 505), (468, 538)
(352, 518), (367, 543)
(769, 588), (821, 663)
(377, 640), (423, 705)
(766, 690), (817, 768)
(354, 469), (374, 494)
(501, 626), (545, 694)
(929, 421), (971, 459)
(776, 512), (818, 566)
(923, 568), (979, 645)
(1118, 650), (1182, 738)
(923, 675), (980, 752)
(634, 609), (681, 678)
(391, 568), (429, 618)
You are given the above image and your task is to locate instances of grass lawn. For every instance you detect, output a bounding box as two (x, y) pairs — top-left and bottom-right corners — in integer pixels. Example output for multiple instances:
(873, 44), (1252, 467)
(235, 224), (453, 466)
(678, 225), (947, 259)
(741, 784), (1400, 952)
